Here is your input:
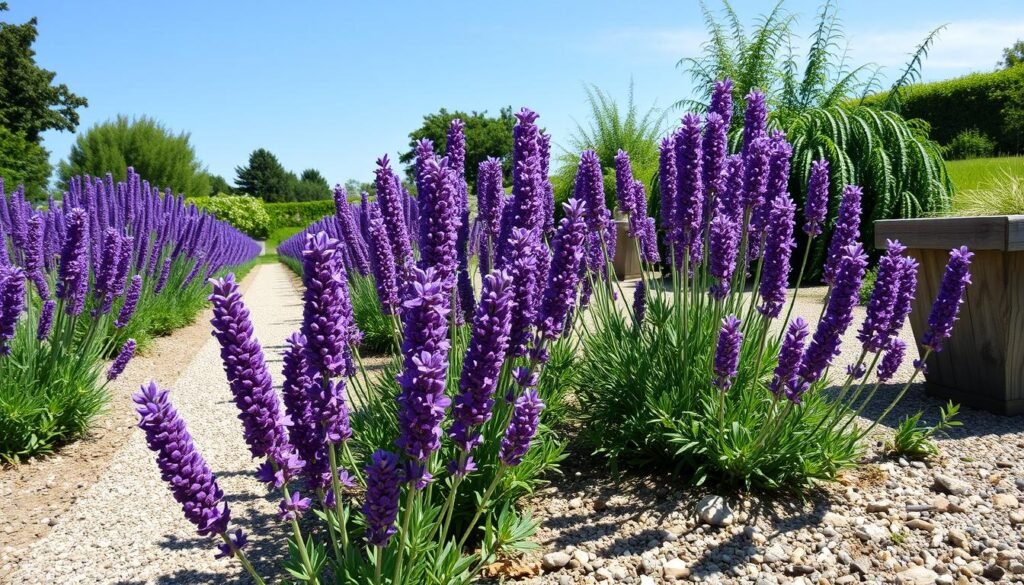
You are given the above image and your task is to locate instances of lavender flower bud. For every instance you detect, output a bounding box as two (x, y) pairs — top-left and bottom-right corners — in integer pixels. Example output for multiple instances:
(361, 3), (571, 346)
(799, 244), (868, 386)
(363, 450), (404, 547)
(154, 256), (173, 294)
(279, 491), (311, 521)
(708, 213), (739, 299)
(877, 339), (906, 382)
(334, 186), (370, 276)
(615, 150), (637, 216)
(395, 267), (451, 483)
(115, 275), (142, 328)
(450, 270), (515, 452)
(922, 246), (973, 353)
(209, 274), (289, 459)
(280, 333), (328, 489)
(575, 151), (613, 273)
(477, 157), (505, 238)
(57, 208), (90, 316)
(366, 203), (399, 315)
(134, 381), (231, 537)
(301, 232), (356, 377)
(107, 338), (136, 381)
(505, 228), (541, 357)
(887, 256), (919, 339)
(823, 185), (862, 286)
(803, 160), (830, 237)
(709, 79), (734, 128)
(374, 155), (414, 270)
(537, 200), (588, 341)
(740, 136), (771, 210)
(417, 155), (460, 297)
(858, 240), (907, 352)
(673, 114), (704, 257)
(633, 280), (646, 328)
(769, 318), (809, 400)
(0, 267), (25, 353)
(757, 194), (796, 318)
(499, 389), (544, 467)
(37, 299), (55, 341)
(741, 90), (768, 157)
(25, 214), (49, 298)
(713, 315), (743, 390)
(658, 134), (678, 230)
(702, 112), (728, 199)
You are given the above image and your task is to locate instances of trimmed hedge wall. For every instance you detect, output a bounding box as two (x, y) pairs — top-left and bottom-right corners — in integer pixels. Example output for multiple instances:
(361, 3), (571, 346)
(264, 200), (336, 230)
(861, 65), (1024, 154)
(188, 195), (271, 239)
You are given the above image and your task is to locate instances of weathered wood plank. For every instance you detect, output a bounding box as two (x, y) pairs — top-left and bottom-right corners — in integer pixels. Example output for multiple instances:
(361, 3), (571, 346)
(1007, 252), (1024, 401)
(875, 216), (1021, 251)
(960, 251), (1007, 397)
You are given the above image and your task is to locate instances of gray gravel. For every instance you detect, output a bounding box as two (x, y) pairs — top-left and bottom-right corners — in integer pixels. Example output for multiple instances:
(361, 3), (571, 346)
(9, 263), (302, 584)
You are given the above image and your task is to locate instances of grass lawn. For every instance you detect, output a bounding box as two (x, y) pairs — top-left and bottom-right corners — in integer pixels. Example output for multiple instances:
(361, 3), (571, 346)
(264, 225), (305, 256)
(946, 156), (1024, 191)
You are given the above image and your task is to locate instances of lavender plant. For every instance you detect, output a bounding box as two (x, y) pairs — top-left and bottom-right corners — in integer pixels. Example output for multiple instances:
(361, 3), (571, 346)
(140, 111), (587, 583)
(577, 86), (973, 489)
(0, 171), (260, 461)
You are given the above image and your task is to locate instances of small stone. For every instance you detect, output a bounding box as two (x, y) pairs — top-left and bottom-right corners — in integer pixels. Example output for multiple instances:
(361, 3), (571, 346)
(663, 558), (689, 580)
(936, 575), (954, 585)
(948, 529), (970, 549)
(983, 564), (1006, 581)
(1009, 560), (1024, 575)
(867, 500), (893, 513)
(696, 495), (734, 527)
(765, 544), (786, 564)
(542, 552), (571, 571)
(609, 565), (628, 580)
(933, 474), (969, 495)
(558, 577), (572, 585)
(992, 493), (1019, 508)
(907, 518), (936, 532)
(573, 550), (589, 564)
(1015, 478), (1024, 491)
(640, 577), (656, 585)
(822, 512), (849, 527)
(1010, 510), (1024, 525)
(932, 496), (950, 512)
(595, 567), (612, 581)
(786, 565), (815, 576)
(568, 497), (583, 509)
(897, 566), (939, 584)
(855, 524), (889, 542)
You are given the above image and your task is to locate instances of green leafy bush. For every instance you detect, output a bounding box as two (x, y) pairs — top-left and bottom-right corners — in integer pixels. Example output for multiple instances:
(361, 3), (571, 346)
(57, 115), (211, 197)
(265, 200), (338, 230)
(861, 65), (1024, 155)
(887, 402), (961, 459)
(189, 195), (272, 239)
(943, 129), (996, 160)
(0, 126), (51, 201)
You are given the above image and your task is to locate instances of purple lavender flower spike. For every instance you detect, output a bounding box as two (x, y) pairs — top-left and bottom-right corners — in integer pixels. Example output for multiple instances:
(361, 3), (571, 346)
(658, 134), (678, 231)
(24, 214), (49, 298)
(537, 199), (588, 341)
(363, 450), (403, 547)
(710, 78), (734, 128)
(823, 185), (863, 286)
(505, 228), (541, 357)
(740, 136), (771, 211)
(0, 267), (25, 353)
(321, 378), (352, 444)
(334, 185), (370, 276)
(154, 256), (173, 294)
(803, 160), (830, 237)
(673, 114), (704, 259)
(922, 246), (973, 353)
(395, 267), (451, 486)
(215, 529), (248, 560)
(575, 151), (613, 273)
(134, 381), (231, 537)
(497, 108), (545, 265)
(858, 240), (907, 352)
(718, 155), (745, 222)
(450, 270), (515, 452)
(770, 318), (809, 399)
(374, 155), (414, 270)
(741, 90), (768, 157)
(708, 213), (739, 299)
(413, 138), (436, 196)
(477, 157), (505, 242)
(366, 203), (399, 315)
(300, 232), (355, 377)
(209, 274), (289, 460)
(877, 339), (906, 382)
(633, 280), (646, 328)
(499, 389), (545, 467)
(702, 112), (728, 200)
(750, 132), (793, 257)
(107, 339), (136, 381)
(887, 256), (919, 339)
(614, 150), (637, 216)
(57, 208), (90, 316)
(713, 315), (743, 391)
(280, 333), (329, 489)
(37, 299), (55, 341)
(757, 193), (796, 318)
(799, 244), (868, 387)
(115, 275), (143, 328)
(417, 155), (460, 298)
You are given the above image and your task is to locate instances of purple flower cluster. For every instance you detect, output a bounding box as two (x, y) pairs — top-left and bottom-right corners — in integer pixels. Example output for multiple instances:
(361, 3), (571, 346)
(499, 389), (545, 467)
(708, 213), (739, 299)
(575, 150), (614, 272)
(416, 154), (461, 297)
(537, 200), (587, 341)
(301, 232), (357, 377)
(134, 381), (233, 538)
(770, 318), (810, 400)
(333, 186), (370, 276)
(673, 114), (705, 259)
(363, 450), (403, 547)
(803, 160), (830, 237)
(709, 79), (734, 127)
(0, 266), (25, 353)
(476, 157), (505, 275)
(280, 333), (329, 489)
(858, 240), (908, 352)
(209, 274), (289, 461)
(365, 203), (399, 314)
(757, 194), (796, 318)
(373, 156), (414, 271)
(107, 338), (136, 381)
(450, 270), (514, 452)
(922, 246), (973, 353)
(713, 315), (743, 391)
(823, 186), (862, 286)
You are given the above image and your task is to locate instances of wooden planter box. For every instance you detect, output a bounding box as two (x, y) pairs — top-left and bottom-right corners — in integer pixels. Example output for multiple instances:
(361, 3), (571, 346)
(612, 219), (642, 280)
(875, 215), (1024, 415)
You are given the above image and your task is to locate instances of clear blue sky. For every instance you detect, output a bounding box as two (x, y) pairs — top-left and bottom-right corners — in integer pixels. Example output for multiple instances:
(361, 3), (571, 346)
(8, 0), (1024, 190)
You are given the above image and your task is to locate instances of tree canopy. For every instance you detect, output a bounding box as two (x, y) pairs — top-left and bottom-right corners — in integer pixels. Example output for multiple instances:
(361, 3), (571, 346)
(398, 107), (515, 189)
(234, 149), (331, 202)
(0, 124), (50, 200)
(1001, 40), (1024, 69)
(58, 115), (210, 197)
(0, 2), (87, 143)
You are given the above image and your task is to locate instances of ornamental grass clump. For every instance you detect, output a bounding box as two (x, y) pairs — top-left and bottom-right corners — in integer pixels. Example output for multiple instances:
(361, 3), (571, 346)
(577, 84), (972, 490)
(141, 111), (587, 583)
(0, 171), (260, 461)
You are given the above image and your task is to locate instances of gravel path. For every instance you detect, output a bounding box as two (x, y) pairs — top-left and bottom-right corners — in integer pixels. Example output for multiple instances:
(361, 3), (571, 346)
(9, 263), (303, 585)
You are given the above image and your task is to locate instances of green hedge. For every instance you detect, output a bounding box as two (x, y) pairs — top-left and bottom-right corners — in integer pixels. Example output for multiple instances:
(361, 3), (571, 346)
(862, 65), (1024, 154)
(188, 195), (271, 239)
(265, 200), (336, 229)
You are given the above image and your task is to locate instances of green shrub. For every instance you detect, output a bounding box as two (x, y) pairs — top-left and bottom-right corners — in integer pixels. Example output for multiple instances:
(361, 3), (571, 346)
(0, 126), (51, 201)
(189, 195), (272, 239)
(265, 199), (337, 230)
(859, 266), (877, 306)
(861, 65), (1024, 155)
(887, 402), (961, 459)
(57, 115), (211, 197)
(943, 129), (996, 160)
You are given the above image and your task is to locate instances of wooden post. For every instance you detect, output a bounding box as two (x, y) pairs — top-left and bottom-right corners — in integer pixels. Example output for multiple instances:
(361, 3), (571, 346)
(875, 215), (1024, 415)
(612, 219), (641, 280)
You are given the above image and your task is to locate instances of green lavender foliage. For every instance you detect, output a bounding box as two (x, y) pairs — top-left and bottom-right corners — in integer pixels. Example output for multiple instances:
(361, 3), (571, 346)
(887, 402), (961, 459)
(680, 0), (951, 273)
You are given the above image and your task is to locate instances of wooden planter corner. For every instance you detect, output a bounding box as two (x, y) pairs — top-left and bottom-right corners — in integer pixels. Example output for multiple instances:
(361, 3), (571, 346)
(875, 215), (1024, 415)
(612, 219), (642, 280)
